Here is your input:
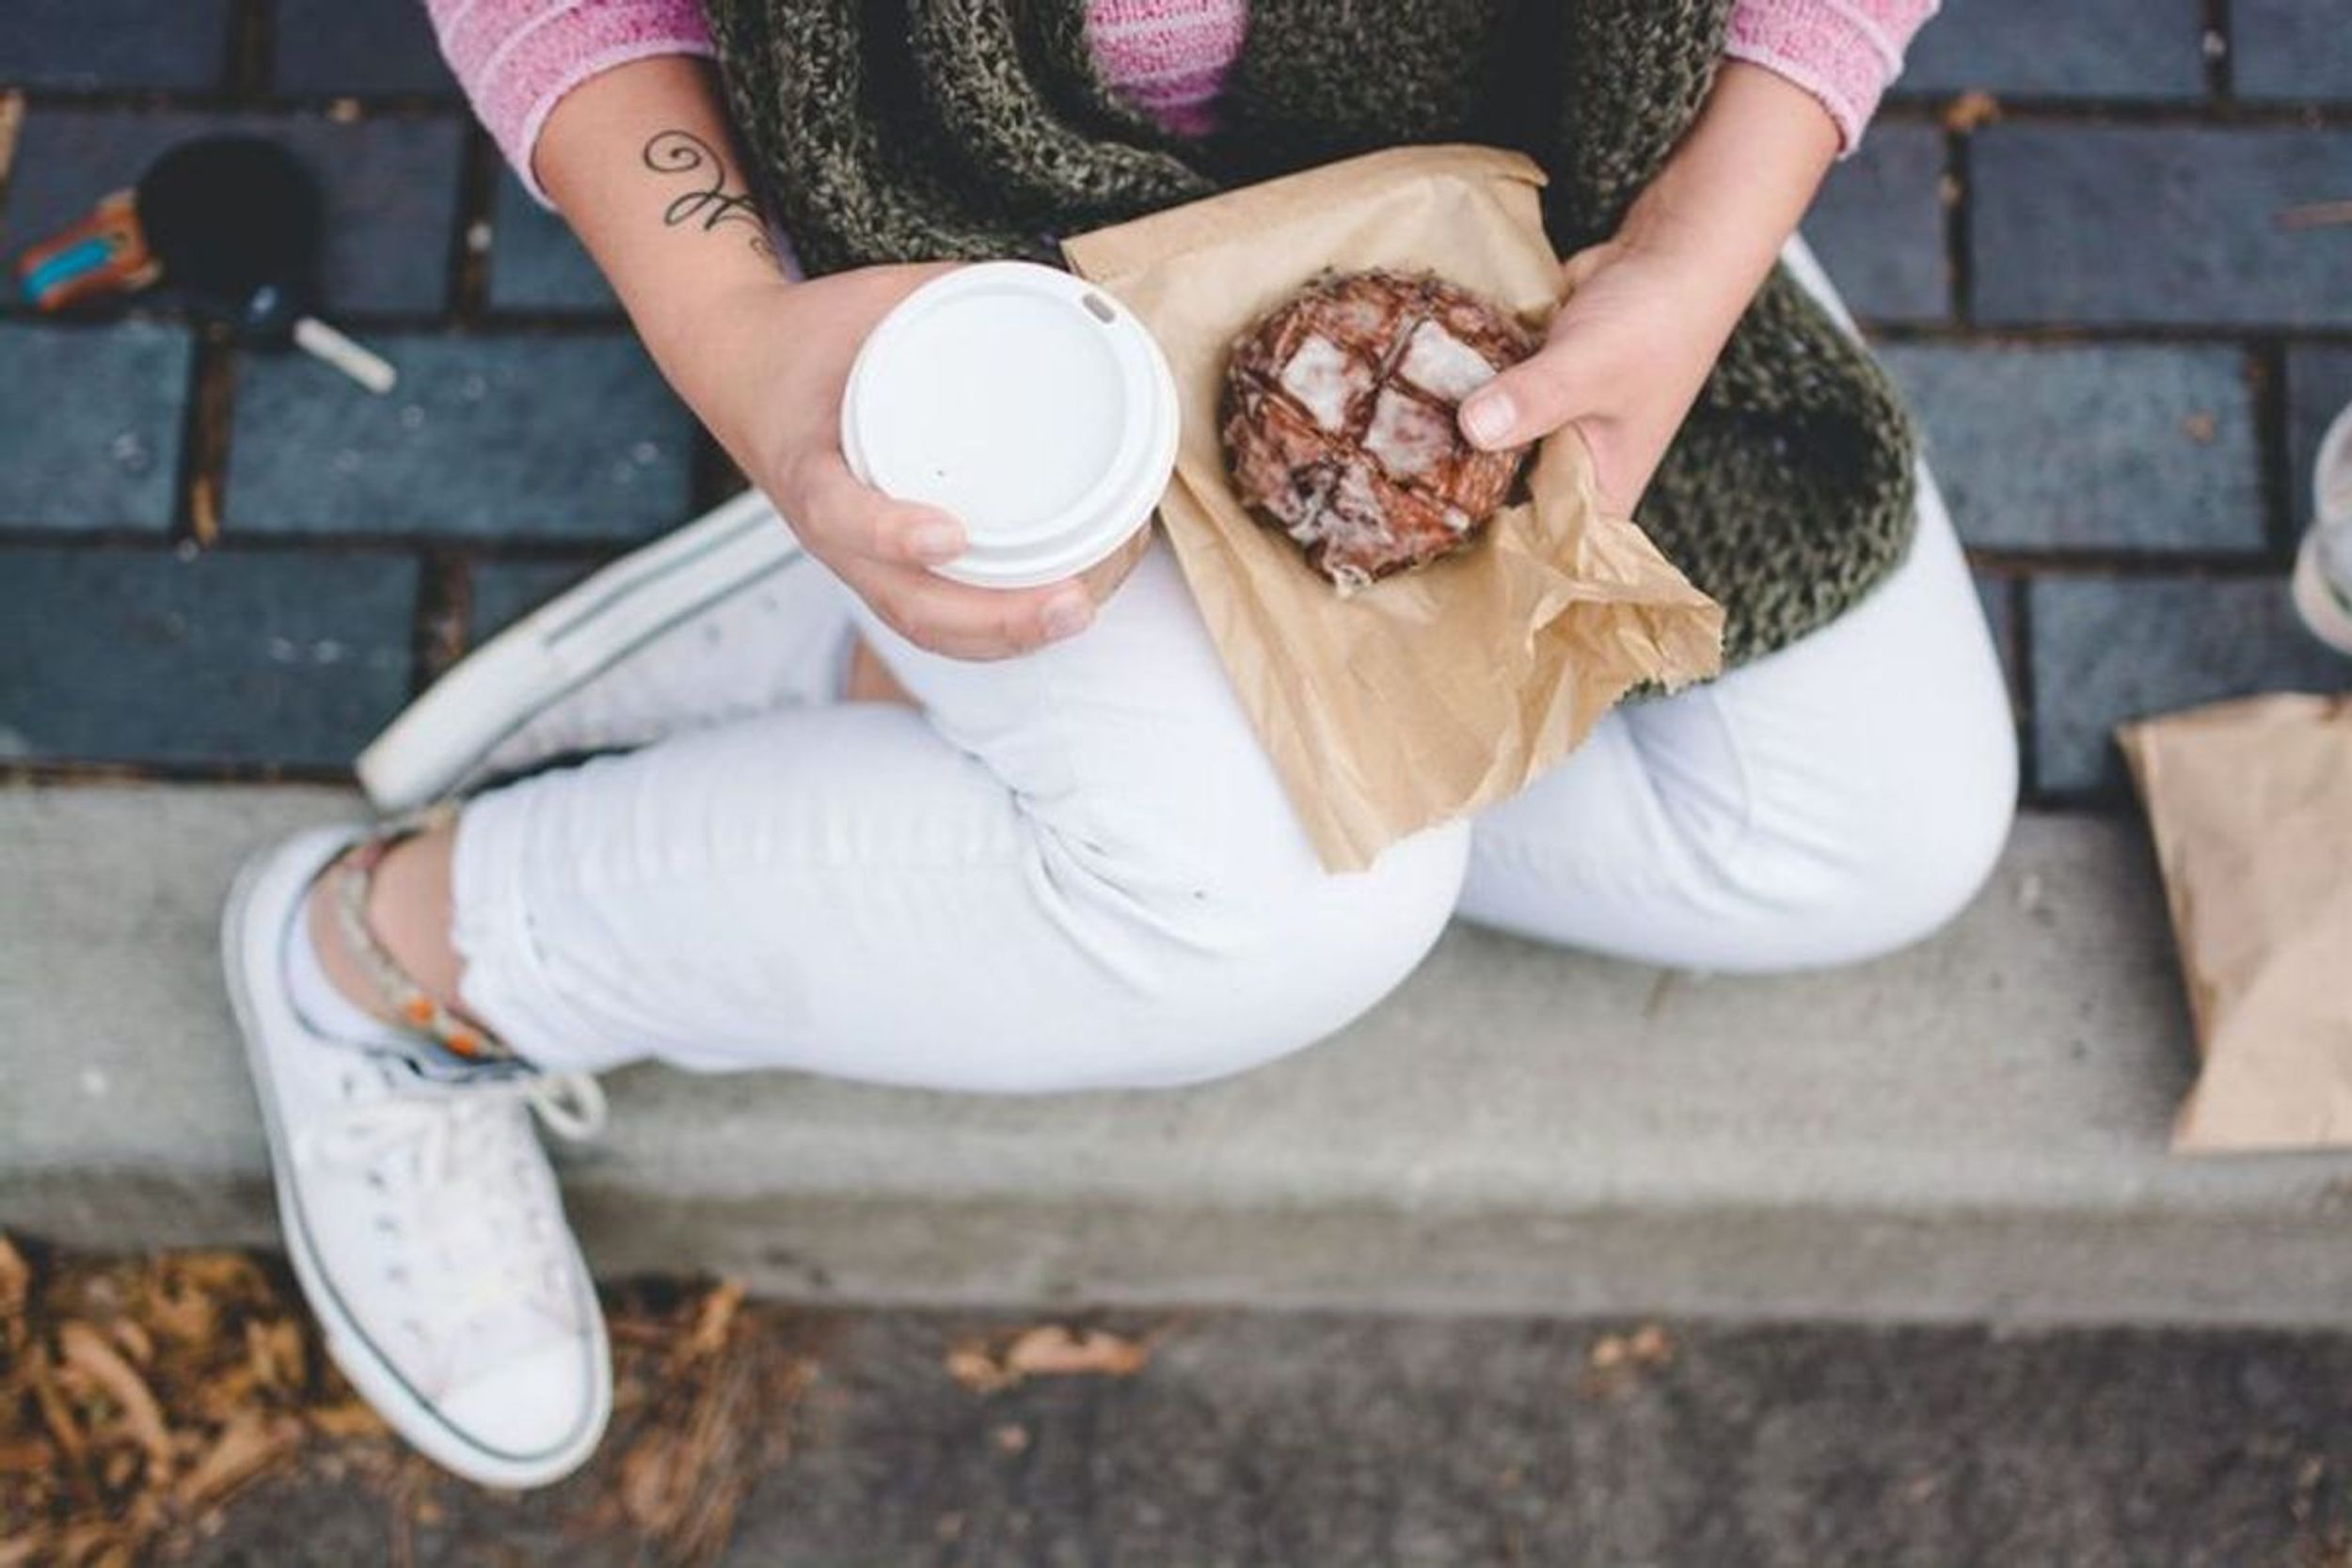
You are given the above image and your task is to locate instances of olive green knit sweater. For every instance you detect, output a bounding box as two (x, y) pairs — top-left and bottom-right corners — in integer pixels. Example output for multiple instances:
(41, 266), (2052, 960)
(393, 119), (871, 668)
(702, 0), (1917, 669)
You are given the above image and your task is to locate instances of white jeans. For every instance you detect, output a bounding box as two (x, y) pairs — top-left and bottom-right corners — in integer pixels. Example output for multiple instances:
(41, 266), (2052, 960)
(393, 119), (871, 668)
(450, 458), (2015, 1091)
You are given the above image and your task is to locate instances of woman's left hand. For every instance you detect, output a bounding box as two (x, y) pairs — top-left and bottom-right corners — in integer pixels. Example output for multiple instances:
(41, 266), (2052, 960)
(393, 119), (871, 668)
(1455, 234), (1747, 519)
(1454, 61), (1843, 517)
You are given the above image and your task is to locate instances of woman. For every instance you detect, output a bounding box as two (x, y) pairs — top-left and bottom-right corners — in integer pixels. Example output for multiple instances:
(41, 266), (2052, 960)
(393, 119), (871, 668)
(222, 0), (2011, 1487)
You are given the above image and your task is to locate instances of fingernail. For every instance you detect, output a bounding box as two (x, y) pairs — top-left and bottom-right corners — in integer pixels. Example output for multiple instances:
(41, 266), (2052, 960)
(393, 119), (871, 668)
(911, 521), (961, 562)
(1041, 595), (1092, 641)
(1461, 391), (1514, 449)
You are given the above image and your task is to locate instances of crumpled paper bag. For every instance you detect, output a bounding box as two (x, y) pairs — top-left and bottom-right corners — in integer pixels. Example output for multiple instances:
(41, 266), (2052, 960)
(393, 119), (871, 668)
(2118, 692), (2352, 1152)
(1062, 145), (1723, 872)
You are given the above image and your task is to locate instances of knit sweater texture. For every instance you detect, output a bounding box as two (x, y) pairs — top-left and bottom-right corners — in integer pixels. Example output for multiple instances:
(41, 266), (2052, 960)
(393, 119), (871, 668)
(427, 0), (1937, 201)
(684, 0), (1920, 671)
(422, 0), (1931, 671)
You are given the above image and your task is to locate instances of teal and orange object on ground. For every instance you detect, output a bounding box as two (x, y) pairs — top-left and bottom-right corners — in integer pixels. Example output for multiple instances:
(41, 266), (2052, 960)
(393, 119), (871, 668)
(10, 135), (395, 392)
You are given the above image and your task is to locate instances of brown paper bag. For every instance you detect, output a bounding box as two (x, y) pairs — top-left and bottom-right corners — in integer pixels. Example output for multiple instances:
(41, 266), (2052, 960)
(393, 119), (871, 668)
(1061, 145), (1723, 872)
(2118, 693), (2352, 1152)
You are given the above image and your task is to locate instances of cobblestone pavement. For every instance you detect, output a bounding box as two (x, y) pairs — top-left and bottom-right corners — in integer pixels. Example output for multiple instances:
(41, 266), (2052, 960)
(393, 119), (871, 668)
(0, 3), (2348, 786)
(194, 1305), (2352, 1568)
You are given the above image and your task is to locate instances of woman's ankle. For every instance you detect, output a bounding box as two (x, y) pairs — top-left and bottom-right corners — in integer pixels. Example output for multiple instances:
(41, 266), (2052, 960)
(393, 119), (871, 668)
(307, 819), (469, 1025)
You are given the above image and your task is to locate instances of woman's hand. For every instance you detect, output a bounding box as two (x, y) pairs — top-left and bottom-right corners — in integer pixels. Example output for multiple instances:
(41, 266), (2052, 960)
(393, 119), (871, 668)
(1459, 237), (1743, 517)
(1456, 61), (1844, 516)
(661, 265), (1136, 660)
(535, 57), (1131, 661)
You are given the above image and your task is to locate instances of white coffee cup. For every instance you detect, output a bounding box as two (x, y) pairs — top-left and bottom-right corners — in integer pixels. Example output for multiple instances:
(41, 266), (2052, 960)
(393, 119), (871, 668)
(841, 261), (1181, 591)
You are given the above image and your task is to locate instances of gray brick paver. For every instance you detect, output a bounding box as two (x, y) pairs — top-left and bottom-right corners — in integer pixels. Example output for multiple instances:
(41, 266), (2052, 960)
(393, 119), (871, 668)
(1883, 343), (2265, 555)
(1901, 0), (2208, 100)
(2029, 575), (2352, 796)
(1804, 123), (1950, 324)
(224, 333), (694, 543)
(1971, 125), (2352, 329)
(0, 321), (193, 533)
(0, 547), (418, 768)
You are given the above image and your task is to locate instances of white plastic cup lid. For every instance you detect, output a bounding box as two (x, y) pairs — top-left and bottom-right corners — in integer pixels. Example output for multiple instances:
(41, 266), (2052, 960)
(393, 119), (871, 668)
(841, 261), (1180, 590)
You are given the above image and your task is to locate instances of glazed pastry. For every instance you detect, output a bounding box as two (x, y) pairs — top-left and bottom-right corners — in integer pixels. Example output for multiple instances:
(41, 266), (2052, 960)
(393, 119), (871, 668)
(1222, 270), (1537, 591)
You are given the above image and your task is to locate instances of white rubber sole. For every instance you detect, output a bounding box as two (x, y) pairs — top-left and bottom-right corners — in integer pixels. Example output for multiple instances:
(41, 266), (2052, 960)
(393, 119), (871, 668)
(2295, 400), (2352, 656)
(358, 487), (804, 813)
(2293, 531), (2352, 656)
(221, 834), (612, 1489)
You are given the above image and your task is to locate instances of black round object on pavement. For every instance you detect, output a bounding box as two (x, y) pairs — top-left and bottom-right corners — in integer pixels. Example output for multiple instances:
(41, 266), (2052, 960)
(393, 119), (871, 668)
(135, 135), (325, 338)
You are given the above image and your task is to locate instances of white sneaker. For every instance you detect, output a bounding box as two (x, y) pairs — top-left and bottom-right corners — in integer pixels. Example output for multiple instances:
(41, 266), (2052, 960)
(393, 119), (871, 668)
(222, 827), (612, 1488)
(2292, 400), (2352, 655)
(358, 487), (856, 812)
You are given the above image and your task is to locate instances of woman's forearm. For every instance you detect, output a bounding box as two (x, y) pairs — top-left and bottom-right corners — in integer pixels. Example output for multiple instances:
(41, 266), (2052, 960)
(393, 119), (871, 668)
(533, 55), (787, 376)
(1613, 60), (1841, 320)
(524, 55), (1106, 656)
(1456, 59), (1844, 488)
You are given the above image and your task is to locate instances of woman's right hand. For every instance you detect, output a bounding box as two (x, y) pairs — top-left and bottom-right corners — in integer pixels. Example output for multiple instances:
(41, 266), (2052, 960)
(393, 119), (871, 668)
(532, 57), (1132, 659)
(660, 263), (1126, 660)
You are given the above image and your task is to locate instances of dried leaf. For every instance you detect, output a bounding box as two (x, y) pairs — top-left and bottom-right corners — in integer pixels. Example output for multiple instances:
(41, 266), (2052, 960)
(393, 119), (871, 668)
(684, 1280), (746, 1360)
(47, 1521), (130, 1568)
(139, 1282), (214, 1347)
(0, 1439), (56, 1474)
(26, 1347), (89, 1472)
(99, 1447), (141, 1492)
(1941, 89), (2001, 133)
(1627, 1323), (1674, 1367)
(186, 1364), (262, 1426)
(945, 1342), (1018, 1395)
(245, 1318), (305, 1390)
(0, 1234), (28, 1323)
(174, 1412), (301, 1512)
(107, 1320), (153, 1369)
(1588, 1324), (1673, 1372)
(617, 1433), (687, 1532)
(307, 1400), (390, 1440)
(162, 1253), (268, 1300)
(1003, 1324), (1152, 1379)
(0, 93), (23, 192)
(57, 1320), (172, 1473)
(946, 1323), (1156, 1392)
(2277, 199), (2352, 232)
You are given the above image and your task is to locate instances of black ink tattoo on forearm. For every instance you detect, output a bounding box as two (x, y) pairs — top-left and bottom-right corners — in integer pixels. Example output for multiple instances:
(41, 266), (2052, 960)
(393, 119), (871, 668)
(642, 129), (772, 256)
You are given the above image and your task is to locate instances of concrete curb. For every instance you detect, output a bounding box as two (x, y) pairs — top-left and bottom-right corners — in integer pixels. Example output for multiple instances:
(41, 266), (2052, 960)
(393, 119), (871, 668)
(8, 784), (2352, 1324)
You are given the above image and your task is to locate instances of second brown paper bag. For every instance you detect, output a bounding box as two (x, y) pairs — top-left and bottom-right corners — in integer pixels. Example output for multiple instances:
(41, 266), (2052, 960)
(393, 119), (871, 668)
(2119, 694), (2352, 1152)
(1063, 145), (1724, 872)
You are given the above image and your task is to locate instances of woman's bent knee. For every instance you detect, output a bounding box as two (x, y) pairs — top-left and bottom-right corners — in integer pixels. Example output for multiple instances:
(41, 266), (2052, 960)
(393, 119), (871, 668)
(1074, 818), (1472, 1089)
(1771, 717), (2019, 969)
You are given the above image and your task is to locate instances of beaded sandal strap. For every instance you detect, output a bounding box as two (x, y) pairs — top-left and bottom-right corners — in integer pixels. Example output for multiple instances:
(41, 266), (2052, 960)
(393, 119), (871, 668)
(328, 807), (521, 1069)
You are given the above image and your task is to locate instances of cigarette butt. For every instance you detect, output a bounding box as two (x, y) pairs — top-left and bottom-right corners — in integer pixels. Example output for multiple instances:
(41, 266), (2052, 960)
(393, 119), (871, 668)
(292, 315), (398, 394)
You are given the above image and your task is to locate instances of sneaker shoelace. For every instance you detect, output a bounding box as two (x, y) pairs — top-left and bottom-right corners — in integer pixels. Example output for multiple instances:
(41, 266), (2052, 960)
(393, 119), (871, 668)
(294, 1068), (609, 1390)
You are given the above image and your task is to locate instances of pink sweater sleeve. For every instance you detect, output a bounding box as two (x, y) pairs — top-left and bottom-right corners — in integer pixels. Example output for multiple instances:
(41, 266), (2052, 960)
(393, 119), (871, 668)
(436, 0), (1935, 210)
(1725, 0), (1940, 150)
(425, 0), (717, 203)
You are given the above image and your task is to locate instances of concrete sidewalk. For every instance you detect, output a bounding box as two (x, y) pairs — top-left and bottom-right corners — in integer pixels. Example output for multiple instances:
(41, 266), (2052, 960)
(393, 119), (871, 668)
(8, 784), (2352, 1326)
